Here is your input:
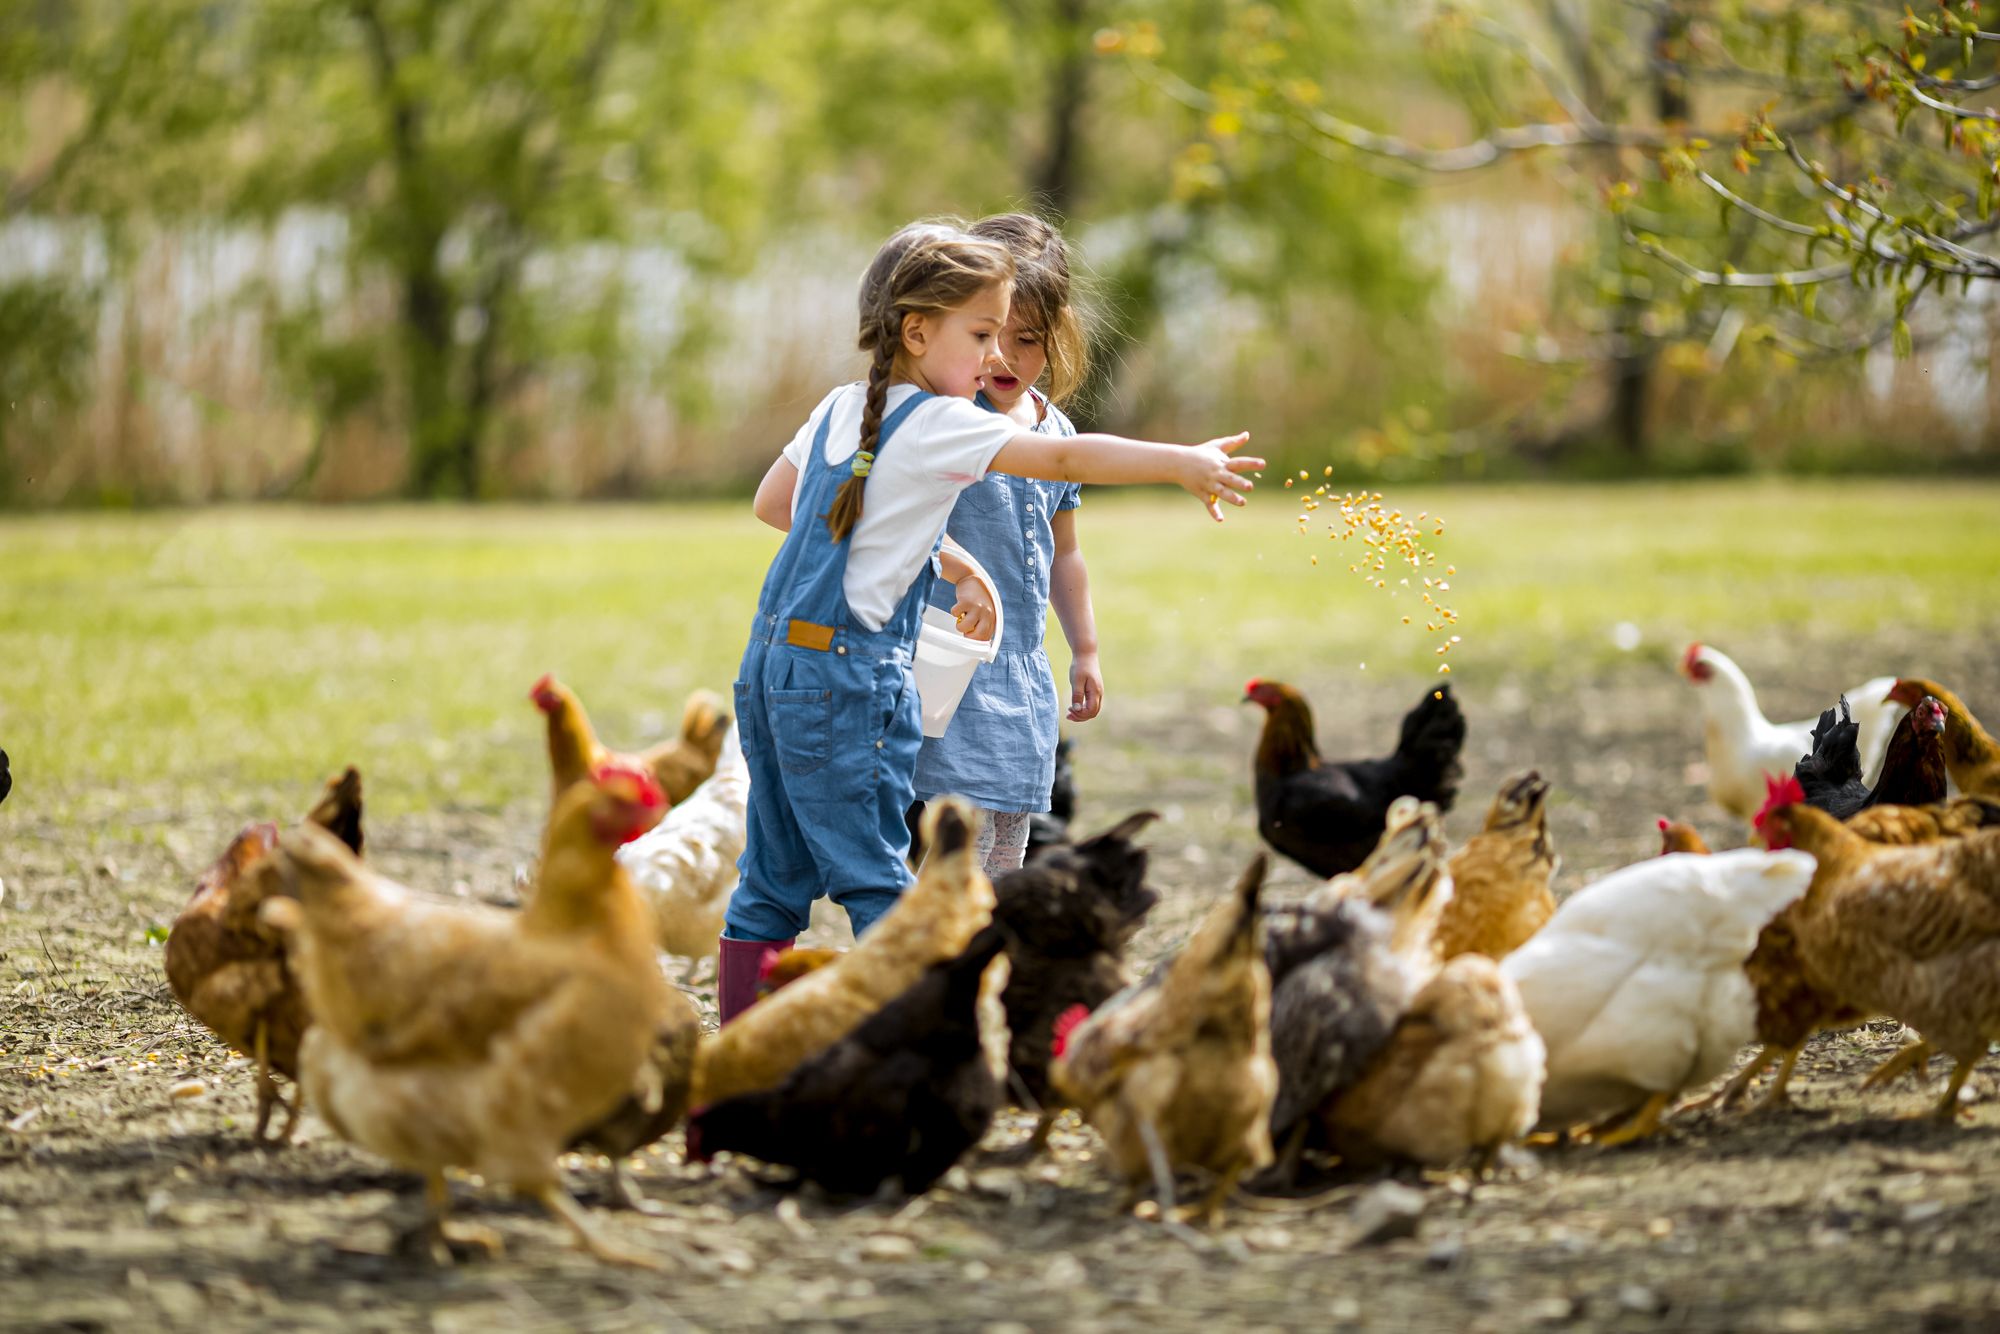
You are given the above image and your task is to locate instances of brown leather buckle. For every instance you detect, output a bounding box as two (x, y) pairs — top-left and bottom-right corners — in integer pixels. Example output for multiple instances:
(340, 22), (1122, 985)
(785, 619), (836, 651)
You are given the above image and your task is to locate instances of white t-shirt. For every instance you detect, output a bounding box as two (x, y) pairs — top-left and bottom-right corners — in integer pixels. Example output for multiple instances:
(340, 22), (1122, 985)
(781, 383), (1021, 631)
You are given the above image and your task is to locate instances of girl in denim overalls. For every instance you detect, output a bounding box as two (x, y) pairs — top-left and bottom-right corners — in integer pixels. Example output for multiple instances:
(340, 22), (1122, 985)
(720, 220), (1265, 1022)
(914, 214), (1100, 876)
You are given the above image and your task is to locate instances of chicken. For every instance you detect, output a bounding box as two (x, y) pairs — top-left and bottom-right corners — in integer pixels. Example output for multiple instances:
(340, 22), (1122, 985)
(1051, 854), (1277, 1225)
(616, 721), (750, 968)
(1244, 679), (1465, 878)
(1846, 794), (2000, 846)
(1657, 818), (1711, 855)
(1263, 798), (1448, 1181)
(164, 767), (364, 1142)
(691, 798), (995, 1107)
(0, 748), (11, 806)
(1325, 954), (1545, 1175)
(1679, 644), (1901, 817)
(1794, 701), (1872, 820)
(1886, 678), (2000, 798)
(259, 761), (675, 1267)
(685, 925), (1012, 1195)
(1436, 771), (1558, 960)
(1760, 796), (2000, 1120)
(1860, 694), (1949, 810)
(755, 946), (843, 999)
(988, 811), (1161, 1149)
(1500, 845), (1815, 1143)
(532, 673), (732, 806)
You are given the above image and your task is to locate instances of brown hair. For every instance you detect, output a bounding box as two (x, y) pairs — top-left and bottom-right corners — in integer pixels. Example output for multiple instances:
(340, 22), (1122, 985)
(824, 222), (1016, 544)
(969, 212), (1089, 408)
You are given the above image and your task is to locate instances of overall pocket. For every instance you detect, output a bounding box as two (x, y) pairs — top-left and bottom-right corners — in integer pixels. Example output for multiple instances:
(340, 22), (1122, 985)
(766, 686), (834, 777)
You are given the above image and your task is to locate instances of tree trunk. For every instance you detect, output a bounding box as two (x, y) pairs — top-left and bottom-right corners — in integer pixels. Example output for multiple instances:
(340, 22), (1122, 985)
(1030, 0), (1089, 219)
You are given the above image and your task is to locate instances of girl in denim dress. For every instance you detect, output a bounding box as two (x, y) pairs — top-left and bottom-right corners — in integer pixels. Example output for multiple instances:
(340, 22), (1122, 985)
(914, 214), (1102, 875)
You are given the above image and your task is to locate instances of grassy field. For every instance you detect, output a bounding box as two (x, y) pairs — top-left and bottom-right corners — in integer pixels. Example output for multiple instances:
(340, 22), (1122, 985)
(5, 481), (2000, 1330)
(3, 479), (1996, 820)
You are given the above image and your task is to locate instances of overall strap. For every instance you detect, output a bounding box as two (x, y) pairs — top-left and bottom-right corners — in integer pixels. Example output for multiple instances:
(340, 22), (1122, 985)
(871, 390), (933, 461)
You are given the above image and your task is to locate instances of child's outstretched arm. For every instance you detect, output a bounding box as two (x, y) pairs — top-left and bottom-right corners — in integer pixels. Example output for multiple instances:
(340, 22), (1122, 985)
(991, 431), (1261, 522)
(1048, 509), (1102, 722)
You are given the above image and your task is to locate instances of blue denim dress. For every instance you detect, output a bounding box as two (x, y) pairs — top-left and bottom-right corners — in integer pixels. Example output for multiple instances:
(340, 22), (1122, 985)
(726, 392), (939, 943)
(912, 391), (1081, 813)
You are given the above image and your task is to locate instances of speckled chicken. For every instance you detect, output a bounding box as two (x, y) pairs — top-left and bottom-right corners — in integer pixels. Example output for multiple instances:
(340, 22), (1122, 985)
(164, 767), (363, 1142)
(1436, 771), (1558, 961)
(685, 925), (1012, 1196)
(1052, 854), (1277, 1225)
(1761, 795), (2000, 1120)
(617, 721), (750, 968)
(1263, 797), (1447, 1180)
(1324, 953), (1544, 1174)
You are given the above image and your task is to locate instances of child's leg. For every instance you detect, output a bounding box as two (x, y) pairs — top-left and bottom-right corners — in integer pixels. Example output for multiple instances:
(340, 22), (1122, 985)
(818, 659), (925, 940)
(720, 674), (819, 1022)
(982, 810), (1031, 876)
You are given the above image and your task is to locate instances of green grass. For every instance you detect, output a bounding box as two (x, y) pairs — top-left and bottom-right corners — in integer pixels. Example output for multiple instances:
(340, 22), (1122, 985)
(2, 480), (1995, 819)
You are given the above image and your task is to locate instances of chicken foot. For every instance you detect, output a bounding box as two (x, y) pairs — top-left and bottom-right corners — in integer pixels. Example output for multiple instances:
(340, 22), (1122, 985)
(1591, 1091), (1672, 1148)
(251, 1022), (299, 1146)
(533, 1183), (662, 1270)
(1898, 1059), (1974, 1123)
(1683, 1044), (1779, 1115)
(401, 1172), (504, 1267)
(602, 1159), (668, 1217)
(1747, 1045), (1805, 1115)
(1860, 1041), (1934, 1091)
(1133, 1115), (1178, 1217)
(1174, 1161), (1245, 1229)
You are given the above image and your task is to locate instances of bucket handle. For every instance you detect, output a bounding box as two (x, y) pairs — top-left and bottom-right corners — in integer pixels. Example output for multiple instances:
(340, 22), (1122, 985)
(940, 537), (1005, 661)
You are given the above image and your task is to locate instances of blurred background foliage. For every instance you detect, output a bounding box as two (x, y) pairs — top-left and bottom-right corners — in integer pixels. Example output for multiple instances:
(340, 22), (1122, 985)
(2, 0), (1998, 505)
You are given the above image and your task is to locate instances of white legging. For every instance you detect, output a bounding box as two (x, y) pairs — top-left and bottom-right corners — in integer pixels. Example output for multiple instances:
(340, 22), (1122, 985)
(975, 809), (1032, 876)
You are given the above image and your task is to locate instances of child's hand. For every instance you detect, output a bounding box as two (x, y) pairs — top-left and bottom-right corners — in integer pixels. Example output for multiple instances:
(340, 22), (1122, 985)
(1179, 432), (1263, 522)
(951, 577), (997, 642)
(1067, 653), (1104, 723)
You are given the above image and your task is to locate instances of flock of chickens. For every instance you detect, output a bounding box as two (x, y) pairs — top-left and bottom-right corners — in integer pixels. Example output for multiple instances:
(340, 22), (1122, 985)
(158, 646), (2000, 1267)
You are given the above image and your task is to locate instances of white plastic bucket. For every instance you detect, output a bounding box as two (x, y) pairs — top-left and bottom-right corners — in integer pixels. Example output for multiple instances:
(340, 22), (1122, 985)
(913, 548), (1004, 738)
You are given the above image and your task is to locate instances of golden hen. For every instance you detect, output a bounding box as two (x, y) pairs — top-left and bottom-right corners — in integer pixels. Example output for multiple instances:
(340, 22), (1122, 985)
(533, 673), (730, 805)
(690, 798), (995, 1108)
(164, 767), (363, 1142)
(260, 761), (675, 1266)
(1887, 678), (2000, 798)
(1436, 771), (1558, 961)
(1051, 854), (1277, 1226)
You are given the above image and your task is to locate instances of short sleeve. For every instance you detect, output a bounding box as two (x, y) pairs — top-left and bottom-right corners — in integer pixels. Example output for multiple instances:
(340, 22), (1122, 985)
(1057, 483), (1083, 511)
(911, 395), (1020, 487)
(781, 385), (849, 471)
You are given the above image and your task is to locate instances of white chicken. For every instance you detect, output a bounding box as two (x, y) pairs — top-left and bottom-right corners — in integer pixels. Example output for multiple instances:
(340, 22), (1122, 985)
(616, 722), (749, 971)
(1500, 847), (1816, 1144)
(1679, 644), (1902, 818)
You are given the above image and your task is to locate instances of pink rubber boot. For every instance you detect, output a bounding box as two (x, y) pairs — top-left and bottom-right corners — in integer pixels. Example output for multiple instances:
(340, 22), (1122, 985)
(716, 936), (792, 1026)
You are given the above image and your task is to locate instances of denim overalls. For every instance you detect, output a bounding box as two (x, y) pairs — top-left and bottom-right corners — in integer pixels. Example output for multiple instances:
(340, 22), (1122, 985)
(912, 391), (1080, 812)
(725, 391), (937, 943)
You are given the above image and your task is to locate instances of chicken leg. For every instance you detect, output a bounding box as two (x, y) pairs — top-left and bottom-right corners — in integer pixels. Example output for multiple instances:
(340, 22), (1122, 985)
(1748, 1045), (1804, 1115)
(533, 1183), (661, 1270)
(404, 1171), (503, 1266)
(1592, 1091), (1672, 1147)
(1687, 1044), (1778, 1114)
(251, 1022), (298, 1145)
(603, 1160), (668, 1217)
(1861, 1041), (1934, 1091)
(1134, 1115), (1178, 1216)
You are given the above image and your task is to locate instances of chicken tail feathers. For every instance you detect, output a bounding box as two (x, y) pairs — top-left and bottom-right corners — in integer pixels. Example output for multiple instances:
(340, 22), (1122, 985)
(305, 766), (365, 856)
(680, 689), (732, 751)
(1394, 685), (1467, 808)
(925, 798), (978, 861)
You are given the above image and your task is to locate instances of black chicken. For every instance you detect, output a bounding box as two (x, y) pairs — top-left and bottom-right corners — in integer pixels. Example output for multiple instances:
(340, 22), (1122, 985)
(683, 925), (1010, 1197)
(1024, 738), (1076, 859)
(991, 810), (1160, 1125)
(0, 748), (10, 807)
(1795, 700), (1870, 819)
(1244, 680), (1465, 878)
(1858, 694), (1949, 811)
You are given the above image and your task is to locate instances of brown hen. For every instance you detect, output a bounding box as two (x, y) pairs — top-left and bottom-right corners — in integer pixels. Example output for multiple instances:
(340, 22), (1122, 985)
(1436, 771), (1558, 961)
(533, 673), (731, 805)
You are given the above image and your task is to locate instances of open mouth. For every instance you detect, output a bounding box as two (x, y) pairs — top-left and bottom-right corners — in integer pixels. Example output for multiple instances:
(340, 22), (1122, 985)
(987, 374), (1021, 394)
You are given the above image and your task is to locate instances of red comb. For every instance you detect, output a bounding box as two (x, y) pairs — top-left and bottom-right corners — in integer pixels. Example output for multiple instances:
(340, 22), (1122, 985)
(1751, 774), (1806, 831)
(1051, 1004), (1091, 1059)
(1243, 677), (1262, 695)
(591, 759), (667, 812)
(530, 673), (561, 712)
(1657, 817), (1671, 833)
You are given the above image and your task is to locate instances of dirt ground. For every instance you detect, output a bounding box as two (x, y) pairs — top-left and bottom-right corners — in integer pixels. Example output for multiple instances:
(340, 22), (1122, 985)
(5, 638), (1999, 1332)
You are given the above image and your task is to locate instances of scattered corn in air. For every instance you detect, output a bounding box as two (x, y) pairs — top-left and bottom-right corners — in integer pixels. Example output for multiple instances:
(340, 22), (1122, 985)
(1293, 486), (1464, 670)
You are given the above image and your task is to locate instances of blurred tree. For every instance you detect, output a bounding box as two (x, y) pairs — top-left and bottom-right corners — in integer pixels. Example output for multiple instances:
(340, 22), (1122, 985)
(1122, 0), (2000, 461)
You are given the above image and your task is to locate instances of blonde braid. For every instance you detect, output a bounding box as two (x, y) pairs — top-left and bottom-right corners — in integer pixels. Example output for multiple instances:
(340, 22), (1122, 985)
(825, 329), (897, 543)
